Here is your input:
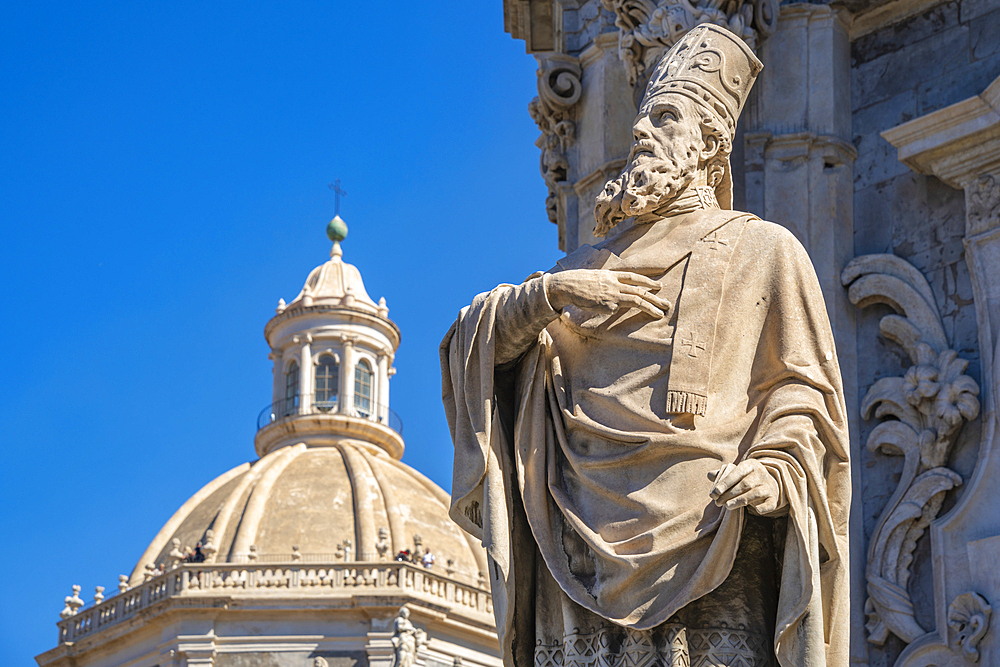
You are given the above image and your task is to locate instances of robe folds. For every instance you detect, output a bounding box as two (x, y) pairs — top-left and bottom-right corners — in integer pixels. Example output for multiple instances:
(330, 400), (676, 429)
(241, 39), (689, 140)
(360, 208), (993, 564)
(441, 208), (851, 667)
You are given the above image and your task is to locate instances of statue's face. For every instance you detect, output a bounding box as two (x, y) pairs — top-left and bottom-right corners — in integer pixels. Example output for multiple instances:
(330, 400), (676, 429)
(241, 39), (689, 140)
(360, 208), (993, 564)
(595, 93), (712, 235)
(621, 94), (705, 217)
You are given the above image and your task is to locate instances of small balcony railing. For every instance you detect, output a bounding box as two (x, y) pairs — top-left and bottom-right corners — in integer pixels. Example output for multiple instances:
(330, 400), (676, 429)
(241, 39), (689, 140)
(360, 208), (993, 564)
(56, 560), (490, 646)
(257, 394), (402, 435)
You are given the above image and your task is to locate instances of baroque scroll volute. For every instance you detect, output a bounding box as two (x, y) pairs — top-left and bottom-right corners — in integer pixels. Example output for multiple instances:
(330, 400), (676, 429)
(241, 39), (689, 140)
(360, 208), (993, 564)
(842, 254), (981, 648)
(528, 54), (583, 225)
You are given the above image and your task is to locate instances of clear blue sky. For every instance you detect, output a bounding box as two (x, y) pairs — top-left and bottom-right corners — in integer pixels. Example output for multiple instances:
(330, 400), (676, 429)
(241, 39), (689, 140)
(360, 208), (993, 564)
(0, 3), (565, 663)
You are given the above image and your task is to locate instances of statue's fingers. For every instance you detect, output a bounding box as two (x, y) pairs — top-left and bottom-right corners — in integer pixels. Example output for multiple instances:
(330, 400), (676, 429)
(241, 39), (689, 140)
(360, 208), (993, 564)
(715, 476), (755, 506)
(724, 496), (749, 510)
(616, 293), (664, 319)
(618, 284), (672, 311)
(747, 492), (779, 516)
(615, 272), (661, 290)
(723, 484), (773, 511)
(710, 460), (754, 498)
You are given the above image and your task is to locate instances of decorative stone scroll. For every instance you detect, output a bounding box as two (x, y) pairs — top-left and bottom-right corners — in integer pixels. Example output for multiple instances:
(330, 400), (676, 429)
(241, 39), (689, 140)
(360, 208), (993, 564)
(528, 54), (582, 225)
(601, 0), (779, 89)
(842, 254), (981, 647)
(948, 592), (992, 663)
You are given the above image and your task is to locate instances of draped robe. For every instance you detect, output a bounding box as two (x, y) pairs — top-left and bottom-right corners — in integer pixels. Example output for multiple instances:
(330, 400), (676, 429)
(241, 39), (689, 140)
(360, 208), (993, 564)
(441, 208), (851, 667)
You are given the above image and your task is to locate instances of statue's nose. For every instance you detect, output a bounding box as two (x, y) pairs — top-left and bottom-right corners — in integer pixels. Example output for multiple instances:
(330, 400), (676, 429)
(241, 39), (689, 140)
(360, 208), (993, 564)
(633, 114), (652, 142)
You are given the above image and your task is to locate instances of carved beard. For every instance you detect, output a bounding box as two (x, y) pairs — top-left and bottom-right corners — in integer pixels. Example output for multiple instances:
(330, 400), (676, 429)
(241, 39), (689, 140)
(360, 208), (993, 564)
(594, 149), (698, 238)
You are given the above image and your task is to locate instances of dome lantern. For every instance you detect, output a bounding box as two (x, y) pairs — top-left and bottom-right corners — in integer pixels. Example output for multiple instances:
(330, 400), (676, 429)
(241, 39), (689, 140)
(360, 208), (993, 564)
(257, 216), (402, 458)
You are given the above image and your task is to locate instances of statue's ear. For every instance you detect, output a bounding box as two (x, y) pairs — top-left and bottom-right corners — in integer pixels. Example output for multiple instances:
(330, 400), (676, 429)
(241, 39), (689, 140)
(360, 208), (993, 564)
(700, 133), (721, 162)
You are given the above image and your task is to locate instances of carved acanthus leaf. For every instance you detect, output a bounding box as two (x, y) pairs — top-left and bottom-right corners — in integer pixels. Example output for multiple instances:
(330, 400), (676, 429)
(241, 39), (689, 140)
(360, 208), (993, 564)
(948, 592), (992, 663)
(528, 54), (582, 225)
(602, 0), (778, 89)
(842, 253), (981, 648)
(967, 173), (1000, 236)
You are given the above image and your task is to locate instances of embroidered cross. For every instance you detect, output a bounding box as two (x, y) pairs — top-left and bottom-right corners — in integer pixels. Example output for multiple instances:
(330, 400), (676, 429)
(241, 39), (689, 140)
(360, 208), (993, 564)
(679, 331), (706, 358)
(700, 231), (728, 250)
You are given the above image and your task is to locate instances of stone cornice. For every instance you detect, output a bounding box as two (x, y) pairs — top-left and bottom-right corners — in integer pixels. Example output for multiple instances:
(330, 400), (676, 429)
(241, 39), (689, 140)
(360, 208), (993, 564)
(254, 412), (405, 459)
(881, 75), (1000, 189)
(849, 0), (948, 40)
(573, 158), (628, 196)
(579, 31), (619, 68)
(745, 131), (858, 161)
(265, 304), (401, 351)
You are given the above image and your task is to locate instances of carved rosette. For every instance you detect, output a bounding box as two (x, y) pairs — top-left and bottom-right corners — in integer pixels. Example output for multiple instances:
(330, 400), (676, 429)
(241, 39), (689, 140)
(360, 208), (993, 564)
(601, 0), (779, 90)
(842, 254), (981, 648)
(528, 54), (582, 225)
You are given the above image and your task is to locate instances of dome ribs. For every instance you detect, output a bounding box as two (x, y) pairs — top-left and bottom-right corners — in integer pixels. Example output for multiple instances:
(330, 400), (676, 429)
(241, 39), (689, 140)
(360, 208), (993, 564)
(209, 451), (288, 564)
(338, 443), (381, 560)
(231, 443), (306, 561)
(381, 456), (489, 580)
(128, 461), (250, 586)
(358, 447), (408, 558)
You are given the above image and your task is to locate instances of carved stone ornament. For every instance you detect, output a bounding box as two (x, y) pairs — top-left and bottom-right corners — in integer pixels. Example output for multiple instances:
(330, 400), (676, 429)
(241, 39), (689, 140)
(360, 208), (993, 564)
(601, 0), (779, 90)
(534, 624), (768, 667)
(528, 54), (582, 225)
(948, 592), (992, 663)
(966, 173), (1000, 237)
(842, 254), (981, 647)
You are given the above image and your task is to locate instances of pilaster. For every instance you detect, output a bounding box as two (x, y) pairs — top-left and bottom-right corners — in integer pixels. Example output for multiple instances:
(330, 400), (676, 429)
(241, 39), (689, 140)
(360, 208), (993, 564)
(377, 353), (390, 423)
(569, 31), (636, 251)
(341, 336), (356, 416)
(297, 334), (313, 414)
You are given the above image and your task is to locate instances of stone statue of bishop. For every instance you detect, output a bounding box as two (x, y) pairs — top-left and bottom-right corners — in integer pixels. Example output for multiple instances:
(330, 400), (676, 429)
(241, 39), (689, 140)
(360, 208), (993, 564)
(441, 24), (850, 667)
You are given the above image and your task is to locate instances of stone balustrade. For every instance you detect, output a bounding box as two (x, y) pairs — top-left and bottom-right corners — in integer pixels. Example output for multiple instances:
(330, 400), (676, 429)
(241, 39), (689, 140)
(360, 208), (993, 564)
(57, 561), (492, 645)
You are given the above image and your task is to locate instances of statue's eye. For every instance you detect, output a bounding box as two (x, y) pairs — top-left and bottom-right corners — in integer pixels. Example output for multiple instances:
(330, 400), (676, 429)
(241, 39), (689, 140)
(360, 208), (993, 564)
(654, 107), (678, 124)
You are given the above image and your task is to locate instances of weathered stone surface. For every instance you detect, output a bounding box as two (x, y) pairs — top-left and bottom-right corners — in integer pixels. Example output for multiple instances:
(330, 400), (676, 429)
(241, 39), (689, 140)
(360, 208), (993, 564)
(851, 2), (961, 66)
(970, 7), (1000, 59)
(853, 92), (919, 189)
(917, 48), (1000, 115)
(961, 0), (1000, 22)
(852, 25), (969, 108)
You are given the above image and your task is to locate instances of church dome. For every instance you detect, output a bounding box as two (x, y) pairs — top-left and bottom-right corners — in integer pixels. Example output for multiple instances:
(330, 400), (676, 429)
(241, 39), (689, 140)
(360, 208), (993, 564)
(43, 207), (498, 667)
(127, 219), (486, 588)
(128, 440), (486, 586)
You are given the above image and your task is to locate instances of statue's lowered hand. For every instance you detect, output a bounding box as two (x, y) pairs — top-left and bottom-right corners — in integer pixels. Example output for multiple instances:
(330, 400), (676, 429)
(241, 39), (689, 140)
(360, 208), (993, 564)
(544, 269), (670, 319)
(709, 459), (784, 516)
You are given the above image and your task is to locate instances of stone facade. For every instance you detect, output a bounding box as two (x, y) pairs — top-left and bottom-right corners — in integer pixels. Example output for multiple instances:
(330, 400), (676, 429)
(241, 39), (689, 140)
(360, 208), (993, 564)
(501, 1), (1000, 665)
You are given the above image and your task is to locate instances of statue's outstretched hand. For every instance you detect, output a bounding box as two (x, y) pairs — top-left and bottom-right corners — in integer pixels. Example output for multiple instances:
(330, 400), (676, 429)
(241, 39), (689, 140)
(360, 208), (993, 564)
(545, 269), (670, 319)
(710, 460), (784, 516)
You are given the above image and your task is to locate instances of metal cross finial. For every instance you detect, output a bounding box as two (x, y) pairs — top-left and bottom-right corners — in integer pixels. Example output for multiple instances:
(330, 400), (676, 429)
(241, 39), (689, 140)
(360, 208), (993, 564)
(329, 179), (347, 215)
